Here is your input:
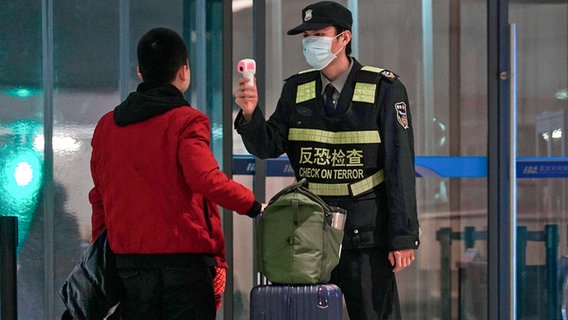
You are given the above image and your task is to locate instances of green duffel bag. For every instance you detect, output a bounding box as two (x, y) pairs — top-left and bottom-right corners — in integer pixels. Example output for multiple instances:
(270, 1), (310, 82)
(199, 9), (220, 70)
(257, 178), (346, 284)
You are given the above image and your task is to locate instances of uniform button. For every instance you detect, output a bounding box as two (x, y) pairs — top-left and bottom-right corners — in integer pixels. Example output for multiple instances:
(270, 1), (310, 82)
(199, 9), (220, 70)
(353, 229), (359, 235)
(287, 236), (294, 244)
(415, 241), (419, 246)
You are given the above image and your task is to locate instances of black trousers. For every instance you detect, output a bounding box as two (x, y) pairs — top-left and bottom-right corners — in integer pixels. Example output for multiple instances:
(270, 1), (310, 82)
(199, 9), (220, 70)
(330, 246), (401, 320)
(115, 253), (217, 320)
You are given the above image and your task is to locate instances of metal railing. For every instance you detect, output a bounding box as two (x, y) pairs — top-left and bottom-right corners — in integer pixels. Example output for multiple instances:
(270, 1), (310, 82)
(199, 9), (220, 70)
(436, 224), (560, 320)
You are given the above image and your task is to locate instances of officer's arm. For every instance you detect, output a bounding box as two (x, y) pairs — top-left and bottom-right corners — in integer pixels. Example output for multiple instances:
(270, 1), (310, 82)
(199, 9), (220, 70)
(379, 79), (420, 251)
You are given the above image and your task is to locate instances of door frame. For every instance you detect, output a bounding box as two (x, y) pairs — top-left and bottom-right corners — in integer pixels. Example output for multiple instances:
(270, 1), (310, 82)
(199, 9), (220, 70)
(487, 0), (513, 319)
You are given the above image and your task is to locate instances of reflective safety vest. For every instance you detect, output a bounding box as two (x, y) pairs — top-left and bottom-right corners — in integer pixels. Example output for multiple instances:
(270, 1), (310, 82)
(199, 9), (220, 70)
(285, 66), (397, 197)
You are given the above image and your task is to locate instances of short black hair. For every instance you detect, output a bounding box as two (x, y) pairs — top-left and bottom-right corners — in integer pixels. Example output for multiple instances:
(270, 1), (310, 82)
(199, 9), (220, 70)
(137, 27), (188, 82)
(335, 26), (352, 56)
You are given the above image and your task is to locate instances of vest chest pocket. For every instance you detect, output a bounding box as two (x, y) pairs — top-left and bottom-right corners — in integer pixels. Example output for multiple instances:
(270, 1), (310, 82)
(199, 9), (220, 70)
(296, 80), (317, 104)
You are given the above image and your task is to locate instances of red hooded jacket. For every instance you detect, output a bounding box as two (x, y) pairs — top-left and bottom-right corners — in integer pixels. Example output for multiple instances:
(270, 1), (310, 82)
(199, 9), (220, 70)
(89, 82), (259, 267)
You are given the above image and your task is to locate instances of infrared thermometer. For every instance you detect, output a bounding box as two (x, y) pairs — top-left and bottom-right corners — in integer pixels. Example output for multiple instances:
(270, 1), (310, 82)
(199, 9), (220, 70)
(237, 58), (256, 82)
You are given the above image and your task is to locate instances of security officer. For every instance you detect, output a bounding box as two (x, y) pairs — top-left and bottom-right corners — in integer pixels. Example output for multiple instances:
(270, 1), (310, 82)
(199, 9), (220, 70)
(234, 1), (420, 319)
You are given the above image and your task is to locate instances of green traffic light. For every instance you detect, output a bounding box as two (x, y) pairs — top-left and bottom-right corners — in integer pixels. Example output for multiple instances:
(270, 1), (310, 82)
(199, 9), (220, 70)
(0, 120), (44, 250)
(5, 87), (38, 99)
(2, 148), (43, 202)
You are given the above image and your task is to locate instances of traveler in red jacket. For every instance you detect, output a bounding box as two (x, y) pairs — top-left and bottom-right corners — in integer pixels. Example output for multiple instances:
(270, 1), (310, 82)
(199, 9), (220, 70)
(89, 27), (263, 320)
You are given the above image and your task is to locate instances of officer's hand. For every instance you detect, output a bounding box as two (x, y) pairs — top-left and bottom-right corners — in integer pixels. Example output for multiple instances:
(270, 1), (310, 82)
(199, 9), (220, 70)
(235, 77), (258, 122)
(388, 249), (415, 272)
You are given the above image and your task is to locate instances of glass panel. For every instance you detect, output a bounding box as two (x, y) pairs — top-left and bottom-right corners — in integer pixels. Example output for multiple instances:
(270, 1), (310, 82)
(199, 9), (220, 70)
(51, 0), (120, 317)
(511, 1), (568, 319)
(357, 2), (488, 319)
(0, 1), (45, 318)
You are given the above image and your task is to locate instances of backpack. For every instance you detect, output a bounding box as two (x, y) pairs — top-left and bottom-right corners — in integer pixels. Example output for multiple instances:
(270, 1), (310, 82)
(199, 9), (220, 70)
(257, 179), (346, 284)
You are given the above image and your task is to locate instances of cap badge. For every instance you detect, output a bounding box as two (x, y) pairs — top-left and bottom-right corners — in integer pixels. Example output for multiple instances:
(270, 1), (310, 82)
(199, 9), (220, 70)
(304, 9), (313, 21)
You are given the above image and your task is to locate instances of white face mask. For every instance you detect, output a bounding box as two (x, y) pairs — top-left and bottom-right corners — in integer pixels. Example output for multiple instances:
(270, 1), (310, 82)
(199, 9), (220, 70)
(302, 33), (344, 70)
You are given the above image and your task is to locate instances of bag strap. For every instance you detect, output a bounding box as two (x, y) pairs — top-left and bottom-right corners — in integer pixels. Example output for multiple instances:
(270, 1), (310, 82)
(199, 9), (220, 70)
(292, 199), (299, 226)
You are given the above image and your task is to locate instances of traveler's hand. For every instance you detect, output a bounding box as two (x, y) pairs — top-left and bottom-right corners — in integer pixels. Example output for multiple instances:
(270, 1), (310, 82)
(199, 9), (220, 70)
(235, 77), (258, 122)
(388, 249), (415, 272)
(261, 203), (268, 212)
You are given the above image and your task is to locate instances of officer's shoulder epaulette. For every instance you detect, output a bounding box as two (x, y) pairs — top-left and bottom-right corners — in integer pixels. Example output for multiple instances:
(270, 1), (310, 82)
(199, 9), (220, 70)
(360, 66), (398, 83)
(284, 68), (319, 82)
(298, 68), (319, 75)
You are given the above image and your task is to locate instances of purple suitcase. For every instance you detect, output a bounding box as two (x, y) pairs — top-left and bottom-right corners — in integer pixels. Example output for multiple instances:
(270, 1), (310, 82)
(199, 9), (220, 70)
(250, 284), (343, 320)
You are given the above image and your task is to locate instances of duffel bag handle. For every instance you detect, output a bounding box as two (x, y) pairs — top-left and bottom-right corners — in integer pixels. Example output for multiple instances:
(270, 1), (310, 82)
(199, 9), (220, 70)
(267, 178), (308, 205)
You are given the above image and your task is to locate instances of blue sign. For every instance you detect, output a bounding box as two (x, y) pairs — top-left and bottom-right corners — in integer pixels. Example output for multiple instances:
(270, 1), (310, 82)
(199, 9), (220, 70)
(414, 156), (486, 178)
(233, 155), (568, 179)
(517, 158), (568, 178)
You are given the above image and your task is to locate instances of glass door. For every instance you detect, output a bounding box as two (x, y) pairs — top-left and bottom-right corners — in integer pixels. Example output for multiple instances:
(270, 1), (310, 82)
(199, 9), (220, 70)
(511, 1), (568, 319)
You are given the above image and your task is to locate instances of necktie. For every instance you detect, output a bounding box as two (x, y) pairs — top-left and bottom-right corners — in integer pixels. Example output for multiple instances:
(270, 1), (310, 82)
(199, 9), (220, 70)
(324, 84), (337, 116)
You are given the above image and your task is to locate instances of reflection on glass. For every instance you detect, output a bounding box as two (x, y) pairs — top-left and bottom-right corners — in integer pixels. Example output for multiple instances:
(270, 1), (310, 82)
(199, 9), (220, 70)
(0, 120), (44, 249)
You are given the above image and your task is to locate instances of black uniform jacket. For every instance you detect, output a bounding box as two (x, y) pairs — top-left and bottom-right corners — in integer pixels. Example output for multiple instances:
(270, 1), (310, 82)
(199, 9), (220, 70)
(235, 58), (419, 251)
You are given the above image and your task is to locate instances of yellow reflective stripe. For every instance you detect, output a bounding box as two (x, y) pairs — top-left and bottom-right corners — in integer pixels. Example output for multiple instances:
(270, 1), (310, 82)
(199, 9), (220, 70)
(360, 66), (384, 73)
(296, 80), (316, 103)
(308, 170), (385, 197)
(288, 128), (381, 144)
(309, 182), (350, 196)
(352, 82), (377, 104)
(350, 170), (384, 196)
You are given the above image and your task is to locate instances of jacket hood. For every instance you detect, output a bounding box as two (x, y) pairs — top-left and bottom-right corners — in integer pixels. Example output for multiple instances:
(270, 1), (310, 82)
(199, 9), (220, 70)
(114, 81), (191, 126)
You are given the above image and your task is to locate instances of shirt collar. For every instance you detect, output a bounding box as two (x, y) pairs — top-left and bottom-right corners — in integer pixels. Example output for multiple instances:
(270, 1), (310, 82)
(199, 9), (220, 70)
(320, 58), (354, 95)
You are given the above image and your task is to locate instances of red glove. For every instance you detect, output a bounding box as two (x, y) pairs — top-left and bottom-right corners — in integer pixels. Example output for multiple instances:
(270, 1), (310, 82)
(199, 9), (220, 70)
(213, 266), (226, 310)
